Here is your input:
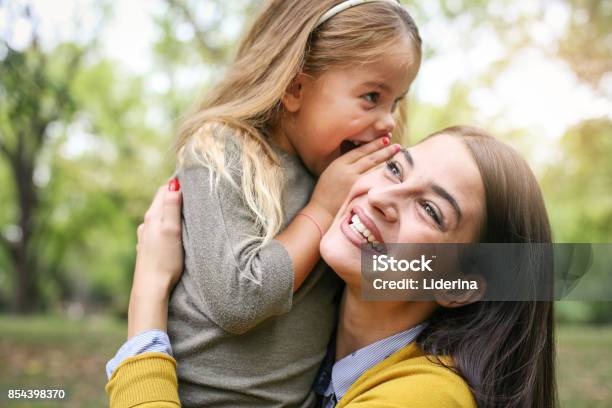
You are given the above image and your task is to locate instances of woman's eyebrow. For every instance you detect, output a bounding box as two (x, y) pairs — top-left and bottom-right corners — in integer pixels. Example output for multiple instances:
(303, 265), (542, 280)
(400, 148), (414, 167)
(398, 148), (462, 224)
(431, 184), (462, 224)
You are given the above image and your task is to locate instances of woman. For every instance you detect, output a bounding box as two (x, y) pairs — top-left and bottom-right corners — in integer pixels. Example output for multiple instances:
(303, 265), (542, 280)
(106, 126), (557, 407)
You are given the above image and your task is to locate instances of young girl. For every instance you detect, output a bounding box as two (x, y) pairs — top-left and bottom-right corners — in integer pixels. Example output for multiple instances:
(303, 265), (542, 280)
(106, 0), (421, 406)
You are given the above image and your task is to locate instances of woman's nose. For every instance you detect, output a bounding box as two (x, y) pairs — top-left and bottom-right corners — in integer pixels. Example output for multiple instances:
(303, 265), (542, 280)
(367, 186), (399, 223)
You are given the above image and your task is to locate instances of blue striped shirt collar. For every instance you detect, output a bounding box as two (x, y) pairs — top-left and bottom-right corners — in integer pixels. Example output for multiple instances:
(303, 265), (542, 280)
(323, 323), (426, 404)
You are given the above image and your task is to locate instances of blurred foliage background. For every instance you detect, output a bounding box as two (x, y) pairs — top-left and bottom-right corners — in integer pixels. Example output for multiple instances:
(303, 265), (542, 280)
(0, 0), (611, 406)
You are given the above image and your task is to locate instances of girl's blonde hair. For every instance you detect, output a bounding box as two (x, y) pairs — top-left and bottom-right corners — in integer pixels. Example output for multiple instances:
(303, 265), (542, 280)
(177, 0), (422, 244)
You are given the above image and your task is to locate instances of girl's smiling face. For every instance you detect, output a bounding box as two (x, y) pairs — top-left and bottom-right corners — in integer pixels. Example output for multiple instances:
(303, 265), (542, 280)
(320, 134), (486, 286)
(278, 40), (418, 176)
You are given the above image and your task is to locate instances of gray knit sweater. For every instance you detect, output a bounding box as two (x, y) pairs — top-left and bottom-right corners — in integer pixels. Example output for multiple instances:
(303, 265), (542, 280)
(168, 134), (342, 407)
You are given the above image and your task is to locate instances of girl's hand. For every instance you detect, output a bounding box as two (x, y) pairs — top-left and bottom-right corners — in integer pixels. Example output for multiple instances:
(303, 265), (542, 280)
(309, 137), (401, 223)
(127, 178), (184, 339)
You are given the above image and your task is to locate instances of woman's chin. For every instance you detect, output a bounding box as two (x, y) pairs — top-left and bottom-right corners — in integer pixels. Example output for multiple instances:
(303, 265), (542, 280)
(321, 229), (362, 285)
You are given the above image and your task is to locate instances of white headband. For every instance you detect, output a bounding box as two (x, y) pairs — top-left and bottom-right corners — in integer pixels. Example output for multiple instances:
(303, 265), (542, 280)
(315, 0), (401, 28)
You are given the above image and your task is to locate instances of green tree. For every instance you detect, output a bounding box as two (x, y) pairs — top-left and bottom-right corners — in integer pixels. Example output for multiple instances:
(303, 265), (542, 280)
(0, 13), (86, 312)
(541, 119), (612, 243)
(0, 3), (173, 314)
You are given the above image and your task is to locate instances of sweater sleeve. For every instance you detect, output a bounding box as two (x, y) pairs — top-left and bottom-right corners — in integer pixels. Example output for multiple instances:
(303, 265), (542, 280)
(177, 154), (294, 335)
(105, 352), (180, 408)
(105, 330), (173, 380)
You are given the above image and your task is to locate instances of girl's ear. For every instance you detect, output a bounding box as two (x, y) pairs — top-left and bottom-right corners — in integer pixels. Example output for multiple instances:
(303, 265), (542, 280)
(282, 73), (307, 113)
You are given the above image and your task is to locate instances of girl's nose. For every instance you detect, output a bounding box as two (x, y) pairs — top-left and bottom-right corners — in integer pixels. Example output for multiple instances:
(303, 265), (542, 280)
(367, 185), (399, 223)
(375, 111), (396, 135)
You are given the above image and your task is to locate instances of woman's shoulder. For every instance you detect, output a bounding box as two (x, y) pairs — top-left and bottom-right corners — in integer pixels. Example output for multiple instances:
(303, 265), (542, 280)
(340, 342), (476, 408)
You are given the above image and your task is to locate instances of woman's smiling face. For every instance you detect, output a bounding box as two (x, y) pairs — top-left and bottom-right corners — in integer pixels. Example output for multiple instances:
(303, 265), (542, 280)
(320, 134), (486, 285)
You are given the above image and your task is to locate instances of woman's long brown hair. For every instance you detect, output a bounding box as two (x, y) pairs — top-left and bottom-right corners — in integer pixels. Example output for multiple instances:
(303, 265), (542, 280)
(418, 126), (557, 408)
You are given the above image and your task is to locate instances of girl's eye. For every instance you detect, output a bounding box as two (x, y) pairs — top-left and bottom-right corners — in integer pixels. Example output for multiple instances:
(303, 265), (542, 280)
(385, 160), (402, 178)
(362, 92), (380, 104)
(421, 201), (443, 227)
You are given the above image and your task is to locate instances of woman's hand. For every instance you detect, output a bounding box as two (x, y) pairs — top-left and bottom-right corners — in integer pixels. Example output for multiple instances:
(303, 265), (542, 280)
(127, 178), (183, 339)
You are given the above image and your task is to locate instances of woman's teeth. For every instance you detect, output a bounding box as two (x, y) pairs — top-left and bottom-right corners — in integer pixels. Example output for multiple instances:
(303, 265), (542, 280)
(349, 214), (383, 251)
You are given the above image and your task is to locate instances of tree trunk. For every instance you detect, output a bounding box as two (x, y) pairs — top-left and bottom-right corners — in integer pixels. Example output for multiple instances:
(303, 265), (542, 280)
(6, 132), (40, 314)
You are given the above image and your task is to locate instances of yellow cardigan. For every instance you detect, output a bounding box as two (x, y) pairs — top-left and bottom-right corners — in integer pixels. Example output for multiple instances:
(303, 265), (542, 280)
(106, 343), (476, 408)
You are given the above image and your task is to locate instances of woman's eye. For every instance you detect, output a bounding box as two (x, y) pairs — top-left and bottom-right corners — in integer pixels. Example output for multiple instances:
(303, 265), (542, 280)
(385, 160), (402, 178)
(422, 201), (442, 226)
(362, 92), (380, 104)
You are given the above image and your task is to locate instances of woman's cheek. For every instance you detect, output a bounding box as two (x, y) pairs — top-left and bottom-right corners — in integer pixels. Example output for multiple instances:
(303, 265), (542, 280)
(398, 213), (440, 244)
(361, 164), (388, 181)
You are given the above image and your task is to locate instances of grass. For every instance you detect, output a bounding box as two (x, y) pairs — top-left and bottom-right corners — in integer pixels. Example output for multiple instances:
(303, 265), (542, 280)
(556, 325), (612, 407)
(0, 315), (611, 407)
(0, 315), (125, 408)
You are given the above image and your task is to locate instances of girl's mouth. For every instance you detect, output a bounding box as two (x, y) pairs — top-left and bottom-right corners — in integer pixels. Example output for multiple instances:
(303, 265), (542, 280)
(340, 140), (363, 155)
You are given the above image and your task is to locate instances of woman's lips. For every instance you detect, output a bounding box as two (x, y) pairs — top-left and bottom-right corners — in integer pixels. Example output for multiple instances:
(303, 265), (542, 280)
(352, 206), (384, 243)
(340, 205), (385, 250)
(341, 212), (366, 249)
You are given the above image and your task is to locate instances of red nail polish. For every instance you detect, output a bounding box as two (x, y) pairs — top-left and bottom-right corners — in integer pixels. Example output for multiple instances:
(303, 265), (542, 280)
(169, 178), (180, 191)
(394, 144), (401, 152)
(382, 136), (390, 146)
